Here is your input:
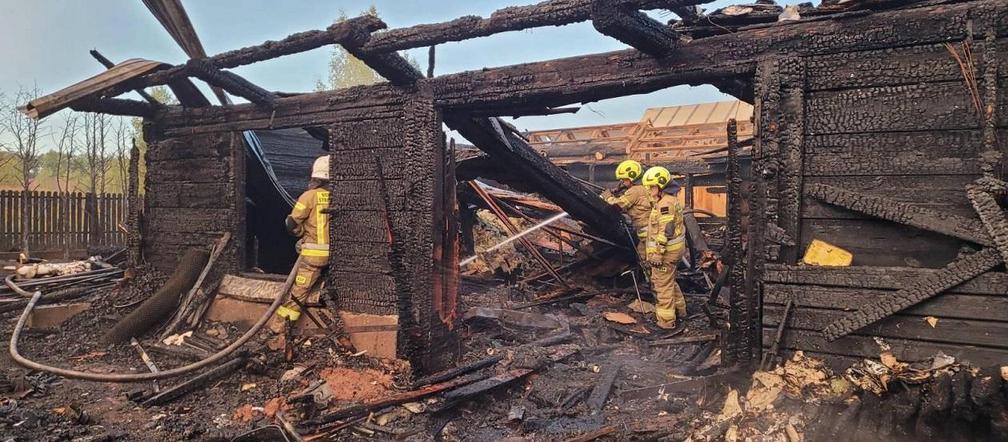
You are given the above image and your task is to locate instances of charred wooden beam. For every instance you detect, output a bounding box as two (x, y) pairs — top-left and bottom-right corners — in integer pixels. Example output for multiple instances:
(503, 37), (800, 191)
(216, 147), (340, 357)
(446, 115), (627, 245)
(806, 183), (994, 246)
(153, 0), (1006, 134)
(89, 49), (160, 104)
(70, 97), (159, 118)
(340, 24), (424, 86)
(591, 0), (680, 57)
(359, 0), (708, 53)
(185, 59), (278, 107)
(821, 248), (1003, 341)
(137, 15), (386, 91)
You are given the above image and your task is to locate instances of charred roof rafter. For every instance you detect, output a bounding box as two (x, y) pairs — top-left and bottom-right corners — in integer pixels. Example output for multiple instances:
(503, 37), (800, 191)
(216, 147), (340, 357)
(590, 0), (681, 57)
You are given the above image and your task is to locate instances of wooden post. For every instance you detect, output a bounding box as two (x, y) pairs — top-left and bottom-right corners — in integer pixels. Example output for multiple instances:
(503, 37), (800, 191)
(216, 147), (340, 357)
(684, 174), (695, 209)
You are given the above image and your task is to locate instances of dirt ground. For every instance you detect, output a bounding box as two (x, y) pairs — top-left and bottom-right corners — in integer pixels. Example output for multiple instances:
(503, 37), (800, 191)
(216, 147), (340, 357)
(0, 263), (731, 441)
(5, 262), (996, 441)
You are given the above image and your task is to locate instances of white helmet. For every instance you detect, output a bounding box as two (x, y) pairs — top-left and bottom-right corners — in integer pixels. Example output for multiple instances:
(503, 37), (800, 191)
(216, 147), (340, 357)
(311, 155), (329, 180)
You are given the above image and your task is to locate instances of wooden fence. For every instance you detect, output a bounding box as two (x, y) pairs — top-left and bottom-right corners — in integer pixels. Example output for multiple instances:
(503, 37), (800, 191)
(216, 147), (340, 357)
(0, 190), (128, 253)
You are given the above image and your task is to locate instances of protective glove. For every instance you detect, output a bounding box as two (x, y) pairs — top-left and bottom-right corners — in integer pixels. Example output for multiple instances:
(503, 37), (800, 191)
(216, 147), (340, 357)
(284, 215), (302, 236)
(600, 189), (614, 200)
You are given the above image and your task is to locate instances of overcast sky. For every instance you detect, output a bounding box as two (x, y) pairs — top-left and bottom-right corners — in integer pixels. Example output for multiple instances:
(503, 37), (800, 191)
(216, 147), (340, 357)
(0, 0), (797, 134)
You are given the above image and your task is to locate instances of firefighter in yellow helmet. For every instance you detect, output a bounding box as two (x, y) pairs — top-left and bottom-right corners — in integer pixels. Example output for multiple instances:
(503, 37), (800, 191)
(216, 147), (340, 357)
(274, 155), (331, 329)
(641, 166), (687, 329)
(602, 160), (652, 257)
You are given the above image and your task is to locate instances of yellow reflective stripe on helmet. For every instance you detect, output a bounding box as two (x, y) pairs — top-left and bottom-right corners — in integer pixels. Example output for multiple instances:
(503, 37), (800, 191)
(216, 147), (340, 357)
(301, 248), (329, 257)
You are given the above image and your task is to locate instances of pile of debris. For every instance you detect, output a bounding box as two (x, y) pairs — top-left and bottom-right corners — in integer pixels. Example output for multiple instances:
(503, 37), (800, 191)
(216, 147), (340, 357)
(690, 351), (1008, 441)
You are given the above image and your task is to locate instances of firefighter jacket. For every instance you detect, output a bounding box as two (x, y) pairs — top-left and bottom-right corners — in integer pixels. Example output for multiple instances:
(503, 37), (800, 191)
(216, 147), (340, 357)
(644, 192), (685, 262)
(604, 184), (653, 238)
(290, 187), (330, 258)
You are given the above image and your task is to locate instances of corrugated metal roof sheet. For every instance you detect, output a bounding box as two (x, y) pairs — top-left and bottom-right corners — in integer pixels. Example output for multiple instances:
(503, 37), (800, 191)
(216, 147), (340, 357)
(640, 100), (754, 127)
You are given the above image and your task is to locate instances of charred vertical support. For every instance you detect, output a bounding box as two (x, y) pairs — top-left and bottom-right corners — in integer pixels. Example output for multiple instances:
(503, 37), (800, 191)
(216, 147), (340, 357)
(185, 59), (278, 107)
(724, 119), (746, 367)
(684, 174), (694, 209)
(590, 0), (680, 57)
(740, 60), (781, 366)
(127, 140), (141, 267)
(777, 57), (805, 263)
(427, 46), (436, 78)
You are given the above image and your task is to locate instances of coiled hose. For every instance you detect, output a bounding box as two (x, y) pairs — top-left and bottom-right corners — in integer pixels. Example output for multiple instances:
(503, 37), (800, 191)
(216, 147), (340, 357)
(6, 256), (302, 382)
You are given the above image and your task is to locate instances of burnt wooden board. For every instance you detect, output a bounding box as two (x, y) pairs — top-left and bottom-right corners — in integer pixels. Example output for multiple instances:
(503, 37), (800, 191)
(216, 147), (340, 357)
(763, 265), (1008, 295)
(802, 130), (1001, 177)
(764, 304), (1008, 349)
(761, 327), (1008, 368)
(800, 175), (979, 220)
(799, 218), (966, 268)
(763, 283), (1008, 322)
(805, 80), (1008, 135)
(805, 39), (1008, 91)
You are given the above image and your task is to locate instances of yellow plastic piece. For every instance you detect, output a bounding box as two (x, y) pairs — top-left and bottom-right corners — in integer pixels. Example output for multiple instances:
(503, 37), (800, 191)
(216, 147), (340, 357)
(802, 240), (853, 267)
(276, 305), (301, 321)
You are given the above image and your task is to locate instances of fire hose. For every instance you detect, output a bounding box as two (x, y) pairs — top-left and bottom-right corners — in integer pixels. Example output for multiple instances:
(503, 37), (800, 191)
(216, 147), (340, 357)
(6, 256), (302, 382)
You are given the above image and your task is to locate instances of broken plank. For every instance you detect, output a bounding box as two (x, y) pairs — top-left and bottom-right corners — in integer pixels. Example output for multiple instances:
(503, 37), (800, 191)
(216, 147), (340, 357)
(442, 368), (534, 401)
(648, 334), (719, 347)
(310, 372), (487, 426)
(586, 363), (621, 412)
(143, 355), (247, 406)
(822, 248), (1003, 341)
(412, 355), (503, 388)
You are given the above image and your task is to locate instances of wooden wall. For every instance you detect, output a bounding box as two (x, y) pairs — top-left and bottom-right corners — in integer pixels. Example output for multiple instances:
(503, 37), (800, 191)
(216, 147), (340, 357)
(758, 37), (1008, 369)
(143, 131), (244, 273)
(322, 91), (457, 373)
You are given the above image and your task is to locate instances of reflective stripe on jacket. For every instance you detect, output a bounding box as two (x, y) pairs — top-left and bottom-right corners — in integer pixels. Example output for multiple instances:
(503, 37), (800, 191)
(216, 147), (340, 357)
(290, 187), (330, 257)
(644, 193), (685, 260)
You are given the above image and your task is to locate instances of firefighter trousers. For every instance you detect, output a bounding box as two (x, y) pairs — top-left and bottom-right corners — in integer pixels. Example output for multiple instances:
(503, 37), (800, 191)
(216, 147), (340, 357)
(649, 247), (686, 328)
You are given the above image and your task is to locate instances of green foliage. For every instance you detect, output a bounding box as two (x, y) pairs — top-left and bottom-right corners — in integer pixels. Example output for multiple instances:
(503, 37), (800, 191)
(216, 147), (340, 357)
(315, 5), (422, 91)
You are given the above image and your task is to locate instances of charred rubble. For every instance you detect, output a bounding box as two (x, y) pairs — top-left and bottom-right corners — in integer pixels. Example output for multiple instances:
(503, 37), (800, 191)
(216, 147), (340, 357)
(2, 0), (1007, 440)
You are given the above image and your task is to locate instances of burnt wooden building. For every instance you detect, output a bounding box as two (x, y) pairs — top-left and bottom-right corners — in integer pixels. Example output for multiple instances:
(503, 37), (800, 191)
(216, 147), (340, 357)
(22, 0), (1007, 371)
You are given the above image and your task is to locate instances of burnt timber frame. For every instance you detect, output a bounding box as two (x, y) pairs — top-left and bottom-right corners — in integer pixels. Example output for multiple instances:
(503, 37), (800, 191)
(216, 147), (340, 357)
(25, 0), (1008, 372)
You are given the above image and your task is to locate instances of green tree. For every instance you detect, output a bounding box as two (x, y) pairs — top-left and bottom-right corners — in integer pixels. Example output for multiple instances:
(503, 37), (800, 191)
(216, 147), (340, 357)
(315, 5), (422, 91)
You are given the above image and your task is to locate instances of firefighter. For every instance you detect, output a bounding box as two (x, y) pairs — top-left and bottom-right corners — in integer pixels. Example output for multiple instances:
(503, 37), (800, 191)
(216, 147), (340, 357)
(641, 166), (687, 329)
(602, 160), (652, 257)
(275, 155), (331, 330)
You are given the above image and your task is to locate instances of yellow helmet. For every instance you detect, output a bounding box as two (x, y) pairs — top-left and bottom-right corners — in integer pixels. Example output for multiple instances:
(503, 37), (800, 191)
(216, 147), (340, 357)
(642, 166), (673, 189)
(615, 160), (643, 181)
